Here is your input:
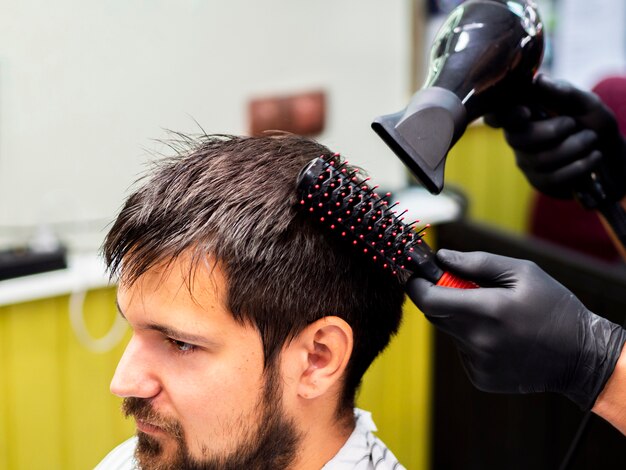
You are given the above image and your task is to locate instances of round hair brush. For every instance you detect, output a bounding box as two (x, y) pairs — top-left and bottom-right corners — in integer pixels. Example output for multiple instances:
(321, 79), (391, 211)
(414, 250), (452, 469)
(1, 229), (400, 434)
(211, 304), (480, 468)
(296, 156), (477, 289)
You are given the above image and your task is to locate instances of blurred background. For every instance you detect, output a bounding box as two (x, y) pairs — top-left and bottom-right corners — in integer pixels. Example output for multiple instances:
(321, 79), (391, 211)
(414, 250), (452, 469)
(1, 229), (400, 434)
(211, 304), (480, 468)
(0, 0), (625, 469)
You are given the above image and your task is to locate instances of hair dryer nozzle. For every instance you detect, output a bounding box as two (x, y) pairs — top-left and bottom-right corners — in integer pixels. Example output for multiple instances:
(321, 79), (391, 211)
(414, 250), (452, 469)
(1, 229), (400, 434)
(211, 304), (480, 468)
(372, 87), (466, 194)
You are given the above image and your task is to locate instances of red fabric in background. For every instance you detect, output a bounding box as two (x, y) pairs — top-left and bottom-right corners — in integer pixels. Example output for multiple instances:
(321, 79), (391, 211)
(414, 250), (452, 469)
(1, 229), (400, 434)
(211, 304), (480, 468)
(530, 76), (626, 263)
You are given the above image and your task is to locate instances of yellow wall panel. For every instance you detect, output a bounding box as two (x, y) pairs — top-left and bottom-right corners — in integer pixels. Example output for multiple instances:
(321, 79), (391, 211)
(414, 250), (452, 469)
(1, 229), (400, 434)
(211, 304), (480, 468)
(445, 124), (534, 233)
(0, 289), (133, 470)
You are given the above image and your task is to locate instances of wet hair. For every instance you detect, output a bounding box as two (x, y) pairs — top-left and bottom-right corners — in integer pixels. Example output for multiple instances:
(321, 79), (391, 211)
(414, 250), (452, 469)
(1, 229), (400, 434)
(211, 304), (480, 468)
(103, 133), (405, 413)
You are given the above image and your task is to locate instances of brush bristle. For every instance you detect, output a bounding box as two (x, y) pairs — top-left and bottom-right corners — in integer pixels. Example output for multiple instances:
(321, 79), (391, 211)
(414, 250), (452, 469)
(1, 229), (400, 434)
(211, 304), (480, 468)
(296, 156), (440, 281)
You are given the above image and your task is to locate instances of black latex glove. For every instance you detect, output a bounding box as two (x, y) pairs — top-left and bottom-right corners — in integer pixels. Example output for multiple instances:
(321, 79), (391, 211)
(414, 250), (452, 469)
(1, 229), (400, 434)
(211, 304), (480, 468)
(406, 249), (626, 409)
(485, 74), (626, 207)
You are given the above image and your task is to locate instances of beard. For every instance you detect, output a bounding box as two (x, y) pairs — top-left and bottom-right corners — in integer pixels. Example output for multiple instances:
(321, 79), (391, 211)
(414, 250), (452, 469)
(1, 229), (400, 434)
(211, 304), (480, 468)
(122, 364), (301, 470)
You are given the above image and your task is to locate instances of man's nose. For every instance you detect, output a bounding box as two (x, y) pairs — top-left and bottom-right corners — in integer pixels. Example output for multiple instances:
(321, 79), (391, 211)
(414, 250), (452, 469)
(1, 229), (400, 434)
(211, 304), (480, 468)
(110, 335), (160, 399)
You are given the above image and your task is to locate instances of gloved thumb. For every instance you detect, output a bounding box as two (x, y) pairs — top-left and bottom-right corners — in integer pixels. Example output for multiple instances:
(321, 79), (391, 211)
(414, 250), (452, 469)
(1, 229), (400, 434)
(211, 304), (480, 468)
(435, 249), (518, 286)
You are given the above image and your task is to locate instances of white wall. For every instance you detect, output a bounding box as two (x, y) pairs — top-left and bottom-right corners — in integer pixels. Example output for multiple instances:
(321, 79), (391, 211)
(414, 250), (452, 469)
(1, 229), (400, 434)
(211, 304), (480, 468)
(0, 0), (411, 251)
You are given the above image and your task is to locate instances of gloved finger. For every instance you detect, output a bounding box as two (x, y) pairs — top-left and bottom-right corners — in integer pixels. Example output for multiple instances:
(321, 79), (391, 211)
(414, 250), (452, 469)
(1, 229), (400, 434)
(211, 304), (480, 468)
(533, 74), (601, 116)
(515, 129), (598, 172)
(405, 275), (488, 326)
(503, 115), (578, 152)
(483, 106), (531, 129)
(525, 151), (603, 190)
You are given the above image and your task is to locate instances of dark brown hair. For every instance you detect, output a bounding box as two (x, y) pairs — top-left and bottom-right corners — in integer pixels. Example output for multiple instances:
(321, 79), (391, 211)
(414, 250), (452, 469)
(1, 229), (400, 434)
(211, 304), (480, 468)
(103, 133), (405, 412)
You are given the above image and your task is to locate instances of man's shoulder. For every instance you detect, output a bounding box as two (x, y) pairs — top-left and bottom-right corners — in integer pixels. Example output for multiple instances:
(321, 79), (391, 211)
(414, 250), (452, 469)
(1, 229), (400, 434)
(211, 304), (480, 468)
(93, 436), (138, 470)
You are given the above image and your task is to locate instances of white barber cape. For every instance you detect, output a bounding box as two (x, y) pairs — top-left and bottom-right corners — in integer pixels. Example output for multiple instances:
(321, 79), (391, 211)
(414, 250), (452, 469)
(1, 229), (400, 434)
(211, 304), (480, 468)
(94, 408), (405, 469)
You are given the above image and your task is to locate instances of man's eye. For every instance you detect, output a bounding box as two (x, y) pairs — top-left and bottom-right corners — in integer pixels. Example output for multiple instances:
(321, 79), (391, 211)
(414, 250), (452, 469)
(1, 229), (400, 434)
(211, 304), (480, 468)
(168, 338), (196, 354)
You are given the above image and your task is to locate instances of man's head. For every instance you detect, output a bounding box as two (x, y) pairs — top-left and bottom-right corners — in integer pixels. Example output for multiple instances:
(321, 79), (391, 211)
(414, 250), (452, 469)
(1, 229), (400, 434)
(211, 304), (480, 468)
(104, 134), (405, 468)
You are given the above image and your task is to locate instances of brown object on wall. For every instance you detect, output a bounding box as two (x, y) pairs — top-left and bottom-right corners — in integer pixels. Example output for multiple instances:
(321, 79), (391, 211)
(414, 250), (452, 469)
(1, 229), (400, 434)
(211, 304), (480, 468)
(248, 90), (326, 137)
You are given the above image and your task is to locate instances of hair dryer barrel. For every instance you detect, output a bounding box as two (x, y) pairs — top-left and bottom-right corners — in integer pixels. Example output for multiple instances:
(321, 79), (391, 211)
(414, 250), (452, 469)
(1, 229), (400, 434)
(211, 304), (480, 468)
(373, 0), (544, 194)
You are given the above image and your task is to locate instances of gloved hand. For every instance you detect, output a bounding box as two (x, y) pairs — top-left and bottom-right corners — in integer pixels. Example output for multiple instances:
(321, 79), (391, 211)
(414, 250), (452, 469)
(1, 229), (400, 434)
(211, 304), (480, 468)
(406, 249), (626, 409)
(485, 74), (626, 207)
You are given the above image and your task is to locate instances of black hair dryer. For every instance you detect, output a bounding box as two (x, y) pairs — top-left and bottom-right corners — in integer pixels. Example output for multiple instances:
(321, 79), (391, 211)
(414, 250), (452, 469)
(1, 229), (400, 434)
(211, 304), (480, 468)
(372, 0), (544, 194)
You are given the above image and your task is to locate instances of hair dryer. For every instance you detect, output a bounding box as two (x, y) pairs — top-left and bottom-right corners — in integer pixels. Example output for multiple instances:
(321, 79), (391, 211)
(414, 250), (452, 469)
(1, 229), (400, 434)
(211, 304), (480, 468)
(372, 0), (544, 194)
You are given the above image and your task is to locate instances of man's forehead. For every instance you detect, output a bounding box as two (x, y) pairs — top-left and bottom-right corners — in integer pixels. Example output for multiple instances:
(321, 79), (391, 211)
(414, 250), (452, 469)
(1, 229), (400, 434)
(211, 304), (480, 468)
(117, 254), (228, 315)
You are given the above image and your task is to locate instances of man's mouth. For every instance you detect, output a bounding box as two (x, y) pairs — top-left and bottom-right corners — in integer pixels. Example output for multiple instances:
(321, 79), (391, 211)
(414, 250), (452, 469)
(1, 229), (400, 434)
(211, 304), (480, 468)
(136, 418), (166, 435)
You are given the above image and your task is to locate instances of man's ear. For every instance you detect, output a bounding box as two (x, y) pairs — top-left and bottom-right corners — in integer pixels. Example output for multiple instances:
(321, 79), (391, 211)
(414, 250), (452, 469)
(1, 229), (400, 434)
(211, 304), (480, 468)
(289, 316), (353, 400)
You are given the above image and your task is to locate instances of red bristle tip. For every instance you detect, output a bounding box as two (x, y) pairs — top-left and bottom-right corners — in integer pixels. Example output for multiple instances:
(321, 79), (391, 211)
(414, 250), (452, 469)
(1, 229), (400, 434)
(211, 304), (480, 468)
(307, 194), (313, 199)
(309, 208), (314, 212)
(300, 200), (305, 205)
(373, 255), (377, 260)
(324, 192), (329, 197)
(320, 217), (325, 222)
(335, 202), (341, 207)
(392, 271), (397, 275)
(337, 217), (343, 222)
(333, 152), (340, 156)
(341, 232), (346, 236)
(330, 224), (335, 229)
(353, 240), (358, 245)
(318, 203), (323, 207)
(409, 247), (414, 252)
(359, 234), (364, 239)
(329, 161), (335, 166)
(417, 239), (423, 244)
(400, 265), (405, 269)
(383, 264), (388, 268)
(363, 248), (368, 253)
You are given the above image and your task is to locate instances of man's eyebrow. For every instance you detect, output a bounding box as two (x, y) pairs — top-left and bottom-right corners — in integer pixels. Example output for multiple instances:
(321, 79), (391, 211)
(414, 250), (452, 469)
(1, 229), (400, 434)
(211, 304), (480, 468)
(145, 322), (216, 346)
(115, 297), (217, 347)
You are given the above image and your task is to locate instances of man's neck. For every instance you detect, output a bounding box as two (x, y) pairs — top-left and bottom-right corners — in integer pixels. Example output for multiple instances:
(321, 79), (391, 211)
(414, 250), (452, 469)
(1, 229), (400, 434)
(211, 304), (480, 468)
(290, 406), (355, 470)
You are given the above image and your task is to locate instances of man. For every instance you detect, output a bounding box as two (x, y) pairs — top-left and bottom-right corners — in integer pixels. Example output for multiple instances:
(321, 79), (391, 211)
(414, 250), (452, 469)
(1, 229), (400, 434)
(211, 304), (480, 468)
(95, 134), (407, 469)
(407, 74), (626, 435)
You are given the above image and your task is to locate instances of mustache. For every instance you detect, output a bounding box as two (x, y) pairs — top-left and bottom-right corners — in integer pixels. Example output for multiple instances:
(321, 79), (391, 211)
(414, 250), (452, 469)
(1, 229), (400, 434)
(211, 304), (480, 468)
(122, 397), (184, 439)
